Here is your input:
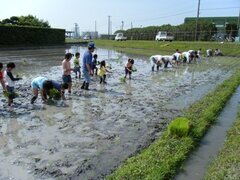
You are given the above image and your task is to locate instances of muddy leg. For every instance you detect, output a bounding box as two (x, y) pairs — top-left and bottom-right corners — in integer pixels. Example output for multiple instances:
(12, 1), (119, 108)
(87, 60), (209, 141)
(81, 81), (85, 89)
(103, 75), (107, 83)
(85, 83), (89, 90)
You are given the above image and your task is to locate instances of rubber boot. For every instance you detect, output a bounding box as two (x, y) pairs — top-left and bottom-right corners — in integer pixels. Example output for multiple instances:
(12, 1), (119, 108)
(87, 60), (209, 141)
(103, 75), (107, 84)
(152, 66), (154, 71)
(85, 83), (89, 90)
(31, 96), (37, 104)
(81, 81), (85, 89)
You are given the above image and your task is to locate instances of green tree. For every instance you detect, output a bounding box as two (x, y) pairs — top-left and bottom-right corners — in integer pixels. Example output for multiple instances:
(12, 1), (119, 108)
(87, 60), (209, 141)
(10, 16), (19, 25)
(1, 18), (13, 25)
(226, 23), (238, 40)
(0, 15), (50, 28)
(18, 15), (50, 28)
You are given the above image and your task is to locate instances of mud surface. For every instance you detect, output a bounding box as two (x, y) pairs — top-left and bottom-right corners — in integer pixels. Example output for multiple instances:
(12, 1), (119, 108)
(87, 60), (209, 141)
(0, 46), (239, 179)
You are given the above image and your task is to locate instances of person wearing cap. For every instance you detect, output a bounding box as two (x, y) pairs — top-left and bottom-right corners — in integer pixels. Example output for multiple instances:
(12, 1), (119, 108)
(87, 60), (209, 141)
(81, 42), (95, 90)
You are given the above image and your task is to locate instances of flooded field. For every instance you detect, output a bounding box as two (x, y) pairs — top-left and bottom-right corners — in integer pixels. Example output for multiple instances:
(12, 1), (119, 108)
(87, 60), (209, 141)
(0, 46), (239, 179)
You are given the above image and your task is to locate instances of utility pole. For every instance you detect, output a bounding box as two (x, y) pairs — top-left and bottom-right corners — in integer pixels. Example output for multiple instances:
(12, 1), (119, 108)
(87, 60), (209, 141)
(121, 21), (124, 30)
(108, 16), (111, 39)
(74, 23), (79, 38)
(131, 22), (133, 40)
(238, 8), (240, 37)
(95, 20), (97, 32)
(195, 0), (201, 41)
(94, 20), (97, 39)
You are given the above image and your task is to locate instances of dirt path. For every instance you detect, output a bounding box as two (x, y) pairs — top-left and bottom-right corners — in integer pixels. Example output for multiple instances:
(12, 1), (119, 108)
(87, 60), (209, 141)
(0, 46), (239, 179)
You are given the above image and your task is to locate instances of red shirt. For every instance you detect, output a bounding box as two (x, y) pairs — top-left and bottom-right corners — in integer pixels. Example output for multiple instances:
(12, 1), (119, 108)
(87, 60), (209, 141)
(0, 71), (3, 80)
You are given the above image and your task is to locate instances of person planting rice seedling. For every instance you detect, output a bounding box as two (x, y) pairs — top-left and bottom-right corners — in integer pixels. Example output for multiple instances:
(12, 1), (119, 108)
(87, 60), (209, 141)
(30, 77), (68, 104)
(161, 55), (175, 68)
(172, 49), (182, 66)
(124, 58), (135, 79)
(150, 55), (163, 71)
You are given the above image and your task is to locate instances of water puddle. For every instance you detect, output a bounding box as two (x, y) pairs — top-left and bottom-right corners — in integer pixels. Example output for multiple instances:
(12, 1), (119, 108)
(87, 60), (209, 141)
(175, 87), (240, 180)
(0, 47), (240, 179)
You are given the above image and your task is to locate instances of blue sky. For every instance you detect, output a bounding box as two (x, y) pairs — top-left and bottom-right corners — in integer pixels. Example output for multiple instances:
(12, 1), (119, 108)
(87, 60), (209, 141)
(1, 0), (239, 34)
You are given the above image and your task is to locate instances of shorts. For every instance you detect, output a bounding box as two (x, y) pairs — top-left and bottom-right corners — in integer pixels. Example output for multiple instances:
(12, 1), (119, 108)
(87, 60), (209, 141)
(125, 67), (132, 75)
(74, 67), (81, 73)
(6, 86), (15, 100)
(62, 75), (72, 83)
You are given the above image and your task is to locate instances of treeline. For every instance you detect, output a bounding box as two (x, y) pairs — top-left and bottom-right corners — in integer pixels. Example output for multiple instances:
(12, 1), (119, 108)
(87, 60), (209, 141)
(0, 15), (50, 28)
(0, 25), (65, 45)
(115, 20), (238, 41)
(0, 15), (65, 45)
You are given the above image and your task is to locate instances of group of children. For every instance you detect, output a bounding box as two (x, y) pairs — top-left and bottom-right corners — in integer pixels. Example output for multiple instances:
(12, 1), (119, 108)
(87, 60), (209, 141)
(206, 48), (223, 57)
(0, 48), (135, 106)
(1, 44), (223, 106)
(150, 48), (223, 71)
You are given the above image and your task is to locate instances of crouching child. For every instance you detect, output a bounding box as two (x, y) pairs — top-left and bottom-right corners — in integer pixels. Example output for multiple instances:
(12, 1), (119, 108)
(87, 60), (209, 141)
(31, 77), (68, 104)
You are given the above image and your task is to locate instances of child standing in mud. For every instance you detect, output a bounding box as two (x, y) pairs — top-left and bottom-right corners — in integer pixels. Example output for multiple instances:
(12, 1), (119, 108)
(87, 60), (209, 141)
(98, 60), (111, 84)
(62, 53), (74, 93)
(73, 52), (81, 79)
(92, 54), (99, 76)
(0, 63), (6, 91)
(4, 62), (22, 106)
(124, 59), (134, 79)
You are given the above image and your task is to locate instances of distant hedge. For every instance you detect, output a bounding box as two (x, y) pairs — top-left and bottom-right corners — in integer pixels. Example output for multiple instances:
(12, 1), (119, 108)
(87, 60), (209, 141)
(0, 25), (65, 45)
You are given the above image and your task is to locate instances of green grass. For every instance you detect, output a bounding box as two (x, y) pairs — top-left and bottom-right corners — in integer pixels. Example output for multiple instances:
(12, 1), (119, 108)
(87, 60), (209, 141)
(204, 112), (240, 180)
(65, 38), (89, 43)
(168, 117), (190, 138)
(93, 39), (240, 57)
(107, 69), (240, 180)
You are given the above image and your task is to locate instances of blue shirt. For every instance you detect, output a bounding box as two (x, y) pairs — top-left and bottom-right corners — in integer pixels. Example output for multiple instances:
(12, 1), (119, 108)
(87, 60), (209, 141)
(52, 80), (61, 91)
(82, 50), (92, 72)
(31, 77), (48, 89)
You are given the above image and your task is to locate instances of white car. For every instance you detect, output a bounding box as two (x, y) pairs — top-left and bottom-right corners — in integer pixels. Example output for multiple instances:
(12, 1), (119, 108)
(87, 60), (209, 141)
(83, 35), (90, 40)
(155, 31), (174, 41)
(115, 33), (127, 41)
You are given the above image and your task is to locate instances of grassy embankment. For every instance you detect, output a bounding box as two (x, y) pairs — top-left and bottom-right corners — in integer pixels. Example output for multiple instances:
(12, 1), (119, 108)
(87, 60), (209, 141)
(92, 40), (240, 57)
(204, 112), (240, 179)
(107, 68), (240, 179)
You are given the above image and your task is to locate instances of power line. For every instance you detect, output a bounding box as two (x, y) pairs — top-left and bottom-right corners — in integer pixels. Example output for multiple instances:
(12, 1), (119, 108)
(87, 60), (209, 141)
(195, 0), (201, 41)
(201, 6), (240, 11)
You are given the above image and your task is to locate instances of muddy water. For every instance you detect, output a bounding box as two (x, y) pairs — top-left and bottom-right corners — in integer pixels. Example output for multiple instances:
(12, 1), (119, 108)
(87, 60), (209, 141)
(175, 87), (240, 180)
(0, 46), (239, 179)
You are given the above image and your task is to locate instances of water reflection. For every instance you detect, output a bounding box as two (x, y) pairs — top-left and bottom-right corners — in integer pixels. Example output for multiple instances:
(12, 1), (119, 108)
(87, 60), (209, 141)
(124, 81), (133, 95)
